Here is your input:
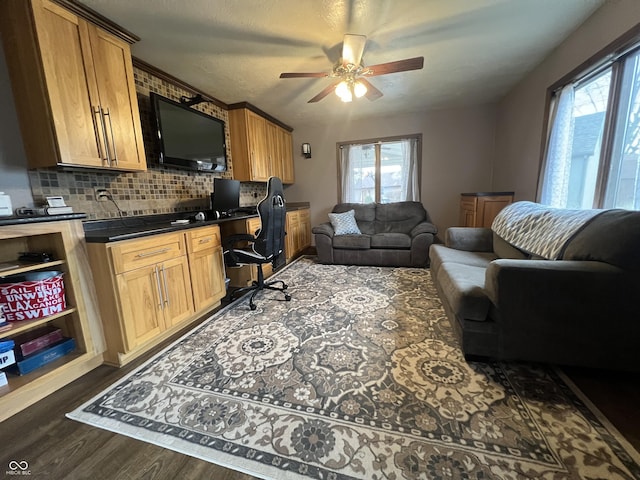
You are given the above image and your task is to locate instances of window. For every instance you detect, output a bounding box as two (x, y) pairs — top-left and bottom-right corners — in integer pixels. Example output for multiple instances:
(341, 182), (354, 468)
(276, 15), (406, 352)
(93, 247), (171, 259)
(539, 45), (640, 210)
(338, 135), (420, 203)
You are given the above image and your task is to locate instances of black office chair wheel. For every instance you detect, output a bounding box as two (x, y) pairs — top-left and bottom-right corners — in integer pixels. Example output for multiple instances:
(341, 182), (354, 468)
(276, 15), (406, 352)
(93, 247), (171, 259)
(284, 294), (291, 301)
(250, 303), (257, 311)
(283, 284), (288, 290)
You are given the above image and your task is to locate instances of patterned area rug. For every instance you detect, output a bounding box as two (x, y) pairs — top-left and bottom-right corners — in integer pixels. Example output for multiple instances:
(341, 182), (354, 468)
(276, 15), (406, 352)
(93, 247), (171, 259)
(68, 257), (640, 479)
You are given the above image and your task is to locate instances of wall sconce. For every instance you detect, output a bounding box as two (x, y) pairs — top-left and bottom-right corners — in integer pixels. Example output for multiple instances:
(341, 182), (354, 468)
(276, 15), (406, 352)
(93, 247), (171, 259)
(302, 143), (312, 159)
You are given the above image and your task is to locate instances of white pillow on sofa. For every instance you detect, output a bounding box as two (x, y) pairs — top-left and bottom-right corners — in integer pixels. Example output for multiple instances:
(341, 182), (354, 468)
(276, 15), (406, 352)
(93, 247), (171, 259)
(328, 210), (361, 235)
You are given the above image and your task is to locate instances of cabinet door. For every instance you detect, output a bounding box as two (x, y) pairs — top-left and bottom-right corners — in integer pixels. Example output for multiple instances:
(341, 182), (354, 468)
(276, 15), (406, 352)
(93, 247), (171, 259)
(116, 265), (165, 351)
(246, 111), (270, 181)
(299, 209), (311, 250)
(87, 24), (146, 171)
(279, 128), (295, 184)
(190, 247), (226, 311)
(31, 0), (105, 168)
(160, 256), (195, 329)
(285, 211), (300, 261)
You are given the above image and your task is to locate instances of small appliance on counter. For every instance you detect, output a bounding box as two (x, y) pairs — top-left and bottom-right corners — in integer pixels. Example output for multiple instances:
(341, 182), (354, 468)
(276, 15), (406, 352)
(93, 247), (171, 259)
(0, 192), (12, 217)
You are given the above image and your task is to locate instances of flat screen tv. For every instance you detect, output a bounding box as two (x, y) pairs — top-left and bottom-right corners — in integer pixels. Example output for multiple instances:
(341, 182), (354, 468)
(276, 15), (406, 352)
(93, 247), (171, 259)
(150, 92), (227, 172)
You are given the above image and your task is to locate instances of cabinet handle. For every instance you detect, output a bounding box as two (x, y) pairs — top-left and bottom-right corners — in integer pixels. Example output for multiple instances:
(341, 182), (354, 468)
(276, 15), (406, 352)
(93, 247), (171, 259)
(198, 237), (212, 244)
(103, 107), (118, 166)
(161, 265), (170, 306)
(154, 266), (164, 309)
(93, 106), (110, 165)
(135, 248), (170, 258)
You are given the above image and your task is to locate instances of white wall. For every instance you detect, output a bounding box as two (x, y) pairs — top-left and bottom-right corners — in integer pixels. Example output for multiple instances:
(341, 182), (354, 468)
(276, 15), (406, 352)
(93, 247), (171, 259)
(284, 105), (497, 239)
(493, 0), (640, 201)
(0, 44), (34, 209)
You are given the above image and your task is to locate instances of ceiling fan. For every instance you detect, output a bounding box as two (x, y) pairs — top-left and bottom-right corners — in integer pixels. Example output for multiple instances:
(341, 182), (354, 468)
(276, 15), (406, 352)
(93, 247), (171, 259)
(279, 34), (424, 103)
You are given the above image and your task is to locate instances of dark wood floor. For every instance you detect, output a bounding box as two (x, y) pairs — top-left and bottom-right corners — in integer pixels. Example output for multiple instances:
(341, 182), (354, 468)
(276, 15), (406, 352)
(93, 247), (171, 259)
(1, 313), (639, 479)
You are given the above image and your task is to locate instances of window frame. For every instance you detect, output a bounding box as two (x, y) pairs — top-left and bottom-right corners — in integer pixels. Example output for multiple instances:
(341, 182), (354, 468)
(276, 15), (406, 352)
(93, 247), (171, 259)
(336, 133), (422, 204)
(537, 23), (640, 208)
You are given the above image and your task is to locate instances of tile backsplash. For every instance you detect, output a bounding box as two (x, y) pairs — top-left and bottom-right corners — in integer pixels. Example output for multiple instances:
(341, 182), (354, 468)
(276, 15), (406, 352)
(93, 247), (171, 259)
(27, 67), (266, 219)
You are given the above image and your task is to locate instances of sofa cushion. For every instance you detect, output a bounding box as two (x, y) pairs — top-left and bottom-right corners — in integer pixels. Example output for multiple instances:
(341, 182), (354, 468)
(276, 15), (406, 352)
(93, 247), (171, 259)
(333, 234), (371, 250)
(328, 210), (361, 235)
(374, 201), (427, 234)
(562, 209), (640, 271)
(436, 263), (491, 321)
(332, 203), (376, 235)
(370, 233), (411, 249)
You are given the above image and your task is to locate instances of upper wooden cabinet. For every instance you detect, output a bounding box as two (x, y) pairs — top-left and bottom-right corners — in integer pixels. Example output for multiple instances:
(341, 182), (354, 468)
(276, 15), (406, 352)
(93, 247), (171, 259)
(228, 107), (294, 183)
(0, 0), (146, 171)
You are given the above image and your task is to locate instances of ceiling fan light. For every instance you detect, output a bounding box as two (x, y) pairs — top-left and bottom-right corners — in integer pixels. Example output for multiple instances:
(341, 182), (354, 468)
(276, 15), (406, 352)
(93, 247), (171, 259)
(354, 81), (367, 98)
(335, 81), (353, 102)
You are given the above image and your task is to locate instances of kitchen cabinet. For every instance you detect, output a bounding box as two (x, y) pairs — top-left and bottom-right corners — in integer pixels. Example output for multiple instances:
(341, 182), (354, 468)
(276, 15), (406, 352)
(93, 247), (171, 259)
(459, 192), (514, 228)
(0, 219), (104, 421)
(286, 209), (311, 262)
(0, 0), (146, 171)
(228, 107), (295, 183)
(185, 226), (226, 312)
(87, 225), (225, 366)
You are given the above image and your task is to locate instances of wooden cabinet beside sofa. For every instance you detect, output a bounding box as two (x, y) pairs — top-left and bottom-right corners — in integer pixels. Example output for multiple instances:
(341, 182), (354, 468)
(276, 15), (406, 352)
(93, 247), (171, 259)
(87, 225), (225, 366)
(0, 0), (146, 171)
(228, 106), (294, 184)
(459, 192), (514, 228)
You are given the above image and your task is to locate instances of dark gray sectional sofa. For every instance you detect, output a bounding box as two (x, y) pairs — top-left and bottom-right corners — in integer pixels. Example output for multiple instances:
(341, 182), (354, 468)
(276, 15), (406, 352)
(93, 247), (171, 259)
(312, 201), (438, 267)
(429, 201), (640, 370)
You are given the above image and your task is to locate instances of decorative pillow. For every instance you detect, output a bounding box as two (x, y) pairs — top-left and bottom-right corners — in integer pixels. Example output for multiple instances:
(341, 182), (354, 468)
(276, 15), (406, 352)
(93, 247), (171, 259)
(328, 210), (361, 236)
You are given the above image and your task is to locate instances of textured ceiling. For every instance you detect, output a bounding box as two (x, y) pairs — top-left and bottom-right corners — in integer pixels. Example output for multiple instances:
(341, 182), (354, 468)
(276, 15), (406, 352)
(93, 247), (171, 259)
(80, 0), (605, 127)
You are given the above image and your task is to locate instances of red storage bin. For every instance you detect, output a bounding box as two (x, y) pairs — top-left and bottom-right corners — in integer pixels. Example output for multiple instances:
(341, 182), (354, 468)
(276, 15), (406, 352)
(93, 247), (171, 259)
(0, 271), (66, 321)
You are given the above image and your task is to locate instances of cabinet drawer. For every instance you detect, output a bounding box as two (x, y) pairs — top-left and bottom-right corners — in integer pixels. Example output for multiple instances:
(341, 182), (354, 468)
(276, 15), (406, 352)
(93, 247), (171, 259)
(247, 217), (262, 235)
(186, 226), (221, 254)
(111, 233), (185, 274)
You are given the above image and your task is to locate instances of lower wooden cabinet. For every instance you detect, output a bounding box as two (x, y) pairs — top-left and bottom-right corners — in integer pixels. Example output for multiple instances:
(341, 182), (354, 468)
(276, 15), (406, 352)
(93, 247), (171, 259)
(186, 226), (226, 312)
(87, 225), (226, 366)
(286, 208), (311, 262)
(459, 192), (514, 228)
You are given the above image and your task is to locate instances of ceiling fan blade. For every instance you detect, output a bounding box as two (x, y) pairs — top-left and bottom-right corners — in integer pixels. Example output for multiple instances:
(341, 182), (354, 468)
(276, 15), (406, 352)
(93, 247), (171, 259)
(342, 34), (367, 66)
(358, 78), (383, 101)
(308, 81), (340, 103)
(366, 57), (424, 76)
(280, 72), (329, 78)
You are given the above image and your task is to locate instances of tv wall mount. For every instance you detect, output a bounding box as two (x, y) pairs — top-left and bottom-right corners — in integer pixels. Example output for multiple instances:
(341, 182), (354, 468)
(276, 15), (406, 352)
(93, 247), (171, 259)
(179, 94), (205, 107)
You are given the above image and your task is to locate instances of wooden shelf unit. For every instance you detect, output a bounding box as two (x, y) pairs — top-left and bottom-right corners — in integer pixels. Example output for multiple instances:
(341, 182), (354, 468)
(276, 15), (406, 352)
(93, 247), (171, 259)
(0, 220), (104, 421)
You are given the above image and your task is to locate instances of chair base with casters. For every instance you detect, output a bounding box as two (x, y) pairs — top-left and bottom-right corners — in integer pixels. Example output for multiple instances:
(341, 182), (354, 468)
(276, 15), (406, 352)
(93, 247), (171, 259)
(227, 261), (291, 310)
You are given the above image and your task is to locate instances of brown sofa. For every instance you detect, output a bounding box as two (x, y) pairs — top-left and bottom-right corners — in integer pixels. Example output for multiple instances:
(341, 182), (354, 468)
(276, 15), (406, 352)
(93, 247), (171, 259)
(312, 201), (437, 267)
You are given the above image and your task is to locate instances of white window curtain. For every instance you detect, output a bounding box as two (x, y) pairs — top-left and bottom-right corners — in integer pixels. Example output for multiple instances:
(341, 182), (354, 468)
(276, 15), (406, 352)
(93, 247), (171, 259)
(340, 144), (356, 203)
(538, 84), (576, 207)
(400, 138), (420, 202)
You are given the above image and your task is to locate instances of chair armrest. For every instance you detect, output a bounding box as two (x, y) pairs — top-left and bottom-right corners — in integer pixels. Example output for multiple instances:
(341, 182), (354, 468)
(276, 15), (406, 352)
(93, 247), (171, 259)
(445, 227), (493, 252)
(223, 233), (256, 266)
(410, 222), (438, 237)
(312, 222), (334, 237)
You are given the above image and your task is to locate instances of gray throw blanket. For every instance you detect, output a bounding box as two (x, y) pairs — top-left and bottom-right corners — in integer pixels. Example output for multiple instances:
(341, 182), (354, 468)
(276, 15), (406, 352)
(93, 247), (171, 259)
(491, 201), (604, 259)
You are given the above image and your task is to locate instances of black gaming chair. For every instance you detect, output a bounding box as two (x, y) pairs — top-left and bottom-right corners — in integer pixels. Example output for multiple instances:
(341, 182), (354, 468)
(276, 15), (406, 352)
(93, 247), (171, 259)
(223, 176), (291, 310)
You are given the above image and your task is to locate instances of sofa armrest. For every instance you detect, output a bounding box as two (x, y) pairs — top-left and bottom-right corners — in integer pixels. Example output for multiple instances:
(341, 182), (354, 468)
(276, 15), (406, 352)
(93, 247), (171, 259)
(410, 221), (438, 237)
(445, 227), (493, 252)
(312, 222), (334, 237)
(313, 222), (335, 264)
(485, 259), (635, 318)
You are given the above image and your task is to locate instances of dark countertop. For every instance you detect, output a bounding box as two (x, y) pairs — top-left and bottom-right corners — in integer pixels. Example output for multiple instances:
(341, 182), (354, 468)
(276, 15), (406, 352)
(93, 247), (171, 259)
(461, 191), (514, 197)
(0, 213), (87, 226)
(83, 203), (310, 243)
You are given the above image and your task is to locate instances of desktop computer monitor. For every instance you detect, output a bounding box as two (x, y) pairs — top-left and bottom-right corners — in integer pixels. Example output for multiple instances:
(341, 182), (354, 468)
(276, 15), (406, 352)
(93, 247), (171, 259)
(211, 178), (240, 214)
